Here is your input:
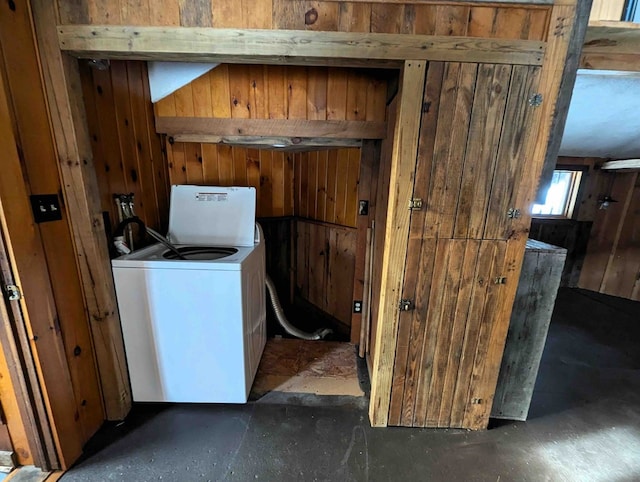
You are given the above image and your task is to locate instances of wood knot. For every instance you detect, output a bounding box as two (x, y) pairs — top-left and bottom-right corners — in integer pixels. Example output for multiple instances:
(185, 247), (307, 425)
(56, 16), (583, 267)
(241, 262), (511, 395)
(305, 8), (318, 25)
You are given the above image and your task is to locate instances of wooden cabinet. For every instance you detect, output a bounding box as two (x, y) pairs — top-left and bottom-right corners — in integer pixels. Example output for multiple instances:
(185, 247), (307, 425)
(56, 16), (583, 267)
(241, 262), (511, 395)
(387, 60), (544, 429)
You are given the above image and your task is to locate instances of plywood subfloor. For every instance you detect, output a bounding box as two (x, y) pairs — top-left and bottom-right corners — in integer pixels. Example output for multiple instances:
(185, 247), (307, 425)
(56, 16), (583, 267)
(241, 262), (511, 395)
(251, 339), (364, 398)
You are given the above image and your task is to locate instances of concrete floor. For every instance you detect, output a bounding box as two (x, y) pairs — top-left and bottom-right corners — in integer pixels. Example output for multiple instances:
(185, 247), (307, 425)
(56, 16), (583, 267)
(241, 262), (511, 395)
(60, 288), (640, 481)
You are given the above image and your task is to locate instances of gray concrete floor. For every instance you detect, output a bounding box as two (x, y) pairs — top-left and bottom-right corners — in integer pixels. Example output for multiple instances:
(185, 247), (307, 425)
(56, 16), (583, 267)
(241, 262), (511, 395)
(61, 289), (640, 481)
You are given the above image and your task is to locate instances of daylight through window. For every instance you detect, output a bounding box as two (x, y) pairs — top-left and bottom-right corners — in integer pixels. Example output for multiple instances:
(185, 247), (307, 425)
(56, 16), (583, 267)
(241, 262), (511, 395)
(532, 169), (582, 218)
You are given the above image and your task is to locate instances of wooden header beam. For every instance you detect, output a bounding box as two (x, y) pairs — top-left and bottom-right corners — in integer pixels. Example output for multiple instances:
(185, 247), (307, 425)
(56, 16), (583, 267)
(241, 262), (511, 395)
(581, 25), (640, 71)
(168, 135), (362, 150)
(156, 117), (386, 140)
(601, 159), (640, 170)
(58, 26), (546, 67)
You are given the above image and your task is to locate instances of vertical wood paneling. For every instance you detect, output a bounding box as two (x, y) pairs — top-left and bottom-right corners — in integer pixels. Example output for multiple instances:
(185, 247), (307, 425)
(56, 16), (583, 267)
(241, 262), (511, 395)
(166, 144), (295, 218)
(293, 148), (360, 228)
(295, 220), (356, 327)
(580, 172), (640, 300)
(157, 65), (388, 123)
(83, 60), (169, 232)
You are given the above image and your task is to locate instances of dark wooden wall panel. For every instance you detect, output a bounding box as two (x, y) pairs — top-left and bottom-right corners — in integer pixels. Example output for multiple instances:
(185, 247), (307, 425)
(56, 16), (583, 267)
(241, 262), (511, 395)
(580, 172), (640, 300)
(81, 60), (170, 233)
(295, 220), (356, 327)
(57, 1), (550, 42)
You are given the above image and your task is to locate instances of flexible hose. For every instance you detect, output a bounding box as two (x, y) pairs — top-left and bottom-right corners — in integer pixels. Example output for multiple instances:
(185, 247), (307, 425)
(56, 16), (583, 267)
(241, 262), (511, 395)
(265, 275), (332, 341)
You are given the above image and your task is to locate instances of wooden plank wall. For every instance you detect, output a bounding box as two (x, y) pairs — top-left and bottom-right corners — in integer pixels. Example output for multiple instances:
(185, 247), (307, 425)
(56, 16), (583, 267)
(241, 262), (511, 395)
(156, 65), (388, 123)
(57, 1), (550, 44)
(80, 60), (170, 233)
(294, 148), (360, 228)
(0, 1), (105, 464)
(531, 156), (640, 301)
(166, 143), (295, 218)
(296, 221), (357, 327)
(580, 171), (640, 301)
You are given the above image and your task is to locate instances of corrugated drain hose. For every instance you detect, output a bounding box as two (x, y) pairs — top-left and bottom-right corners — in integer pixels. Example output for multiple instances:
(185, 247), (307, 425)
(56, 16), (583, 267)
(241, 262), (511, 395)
(265, 275), (332, 341)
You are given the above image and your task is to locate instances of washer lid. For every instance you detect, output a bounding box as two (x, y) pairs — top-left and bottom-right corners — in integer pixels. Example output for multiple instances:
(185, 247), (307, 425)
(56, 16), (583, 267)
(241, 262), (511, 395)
(168, 185), (256, 246)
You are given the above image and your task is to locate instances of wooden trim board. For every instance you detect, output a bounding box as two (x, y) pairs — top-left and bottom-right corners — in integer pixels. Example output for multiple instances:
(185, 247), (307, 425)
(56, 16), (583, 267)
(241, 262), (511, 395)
(169, 135), (362, 149)
(581, 25), (640, 71)
(57, 27), (546, 67)
(369, 61), (426, 427)
(29, 0), (132, 421)
(157, 118), (386, 140)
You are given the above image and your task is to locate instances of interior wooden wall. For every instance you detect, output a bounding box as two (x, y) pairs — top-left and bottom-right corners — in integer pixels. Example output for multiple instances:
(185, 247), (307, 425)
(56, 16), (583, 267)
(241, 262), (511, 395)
(579, 170), (640, 301)
(166, 143), (295, 218)
(156, 65), (388, 123)
(58, 1), (549, 43)
(531, 156), (640, 301)
(80, 60), (170, 233)
(0, 1), (104, 465)
(296, 221), (356, 328)
(294, 148), (361, 228)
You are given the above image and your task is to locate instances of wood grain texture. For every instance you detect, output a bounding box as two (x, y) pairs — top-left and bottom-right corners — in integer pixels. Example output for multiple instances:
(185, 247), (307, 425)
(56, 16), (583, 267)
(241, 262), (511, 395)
(0, 1), (103, 446)
(579, 172), (640, 299)
(295, 148), (361, 227)
(166, 143), (295, 218)
(157, 65), (389, 124)
(81, 61), (170, 233)
(30, 0), (133, 424)
(157, 117), (387, 139)
(295, 220), (356, 327)
(57, 26), (547, 67)
(492, 241), (566, 421)
(369, 61), (426, 427)
(0, 63), (81, 468)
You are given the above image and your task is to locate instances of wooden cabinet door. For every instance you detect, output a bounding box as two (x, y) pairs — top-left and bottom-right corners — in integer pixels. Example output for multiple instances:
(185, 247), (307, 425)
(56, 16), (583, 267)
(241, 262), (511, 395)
(410, 62), (542, 242)
(388, 61), (542, 429)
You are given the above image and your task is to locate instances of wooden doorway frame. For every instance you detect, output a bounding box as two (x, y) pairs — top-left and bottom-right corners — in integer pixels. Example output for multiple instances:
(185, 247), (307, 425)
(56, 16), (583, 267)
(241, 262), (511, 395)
(0, 202), (59, 471)
(27, 0), (581, 431)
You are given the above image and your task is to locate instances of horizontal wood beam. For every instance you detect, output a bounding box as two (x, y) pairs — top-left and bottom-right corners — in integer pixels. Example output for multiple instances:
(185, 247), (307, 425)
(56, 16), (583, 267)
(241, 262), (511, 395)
(157, 118), (387, 139)
(58, 26), (546, 67)
(169, 134), (362, 150)
(580, 25), (640, 71)
(601, 159), (640, 170)
(295, 0), (553, 3)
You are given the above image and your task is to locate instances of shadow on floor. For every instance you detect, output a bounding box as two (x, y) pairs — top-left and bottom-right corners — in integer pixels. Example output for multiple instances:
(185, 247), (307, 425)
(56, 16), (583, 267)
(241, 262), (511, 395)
(528, 288), (640, 419)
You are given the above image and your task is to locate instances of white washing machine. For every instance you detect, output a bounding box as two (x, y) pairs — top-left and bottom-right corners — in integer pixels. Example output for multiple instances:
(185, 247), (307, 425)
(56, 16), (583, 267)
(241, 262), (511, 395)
(111, 185), (266, 403)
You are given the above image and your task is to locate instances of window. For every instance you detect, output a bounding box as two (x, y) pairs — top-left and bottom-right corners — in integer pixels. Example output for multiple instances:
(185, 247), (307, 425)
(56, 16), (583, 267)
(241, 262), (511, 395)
(532, 169), (583, 218)
(624, 0), (639, 22)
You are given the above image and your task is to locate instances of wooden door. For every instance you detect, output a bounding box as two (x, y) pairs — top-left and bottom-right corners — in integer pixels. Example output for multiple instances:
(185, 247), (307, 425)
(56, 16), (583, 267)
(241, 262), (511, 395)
(389, 61), (542, 429)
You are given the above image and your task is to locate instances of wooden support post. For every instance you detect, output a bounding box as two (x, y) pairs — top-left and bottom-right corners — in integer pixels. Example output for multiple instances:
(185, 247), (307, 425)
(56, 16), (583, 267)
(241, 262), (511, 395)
(536, 0), (593, 204)
(29, 0), (132, 420)
(369, 61), (426, 427)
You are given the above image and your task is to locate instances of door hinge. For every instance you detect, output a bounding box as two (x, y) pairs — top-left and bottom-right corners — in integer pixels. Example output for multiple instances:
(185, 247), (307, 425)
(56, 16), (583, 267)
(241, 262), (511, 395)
(409, 198), (423, 210)
(4, 284), (22, 301)
(507, 208), (521, 219)
(528, 93), (543, 107)
(494, 277), (507, 285)
(399, 299), (415, 311)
